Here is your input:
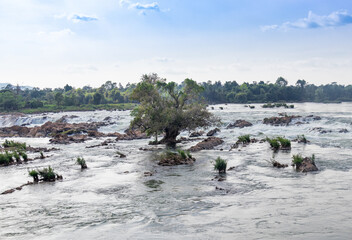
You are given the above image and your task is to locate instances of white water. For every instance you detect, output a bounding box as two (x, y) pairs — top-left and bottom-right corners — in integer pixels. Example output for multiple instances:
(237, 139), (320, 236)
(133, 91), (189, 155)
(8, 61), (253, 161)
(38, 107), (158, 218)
(1, 103), (352, 239)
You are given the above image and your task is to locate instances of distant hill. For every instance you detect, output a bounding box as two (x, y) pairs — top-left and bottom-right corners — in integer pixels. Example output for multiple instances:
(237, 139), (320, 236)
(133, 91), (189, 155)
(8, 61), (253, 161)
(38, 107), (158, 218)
(0, 83), (33, 90)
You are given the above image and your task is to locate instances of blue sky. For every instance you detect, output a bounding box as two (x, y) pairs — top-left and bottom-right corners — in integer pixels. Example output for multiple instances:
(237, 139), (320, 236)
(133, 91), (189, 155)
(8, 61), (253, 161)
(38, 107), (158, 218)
(0, 0), (352, 88)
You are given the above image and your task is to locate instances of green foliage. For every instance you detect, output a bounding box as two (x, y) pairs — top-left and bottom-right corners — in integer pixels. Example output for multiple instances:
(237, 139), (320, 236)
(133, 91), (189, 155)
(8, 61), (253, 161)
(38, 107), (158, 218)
(40, 151), (44, 159)
(177, 149), (187, 159)
(0, 154), (10, 165)
(186, 151), (192, 159)
(28, 169), (39, 182)
(13, 151), (21, 162)
(238, 134), (250, 143)
(262, 103), (294, 108)
(76, 157), (87, 169)
(38, 166), (56, 181)
(266, 137), (280, 150)
(277, 137), (291, 148)
(2, 140), (26, 150)
(292, 154), (303, 165)
(130, 74), (217, 147)
(19, 151), (28, 161)
(213, 157), (227, 173)
(297, 134), (308, 143)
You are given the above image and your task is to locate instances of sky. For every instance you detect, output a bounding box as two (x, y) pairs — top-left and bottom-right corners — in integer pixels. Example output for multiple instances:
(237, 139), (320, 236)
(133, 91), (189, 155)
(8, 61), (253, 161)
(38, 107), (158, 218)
(1, 0), (352, 88)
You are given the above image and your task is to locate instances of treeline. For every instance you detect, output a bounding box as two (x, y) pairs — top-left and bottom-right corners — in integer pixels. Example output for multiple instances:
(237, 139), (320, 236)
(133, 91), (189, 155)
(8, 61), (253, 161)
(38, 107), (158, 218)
(1, 76), (352, 111)
(0, 81), (136, 111)
(201, 77), (352, 103)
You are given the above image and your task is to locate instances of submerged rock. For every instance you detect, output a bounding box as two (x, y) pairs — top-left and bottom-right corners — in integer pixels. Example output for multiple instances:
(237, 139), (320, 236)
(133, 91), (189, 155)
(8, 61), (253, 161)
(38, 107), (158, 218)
(189, 137), (224, 152)
(227, 119), (253, 129)
(293, 157), (318, 173)
(263, 115), (301, 126)
(158, 153), (195, 166)
(189, 131), (204, 137)
(206, 128), (220, 136)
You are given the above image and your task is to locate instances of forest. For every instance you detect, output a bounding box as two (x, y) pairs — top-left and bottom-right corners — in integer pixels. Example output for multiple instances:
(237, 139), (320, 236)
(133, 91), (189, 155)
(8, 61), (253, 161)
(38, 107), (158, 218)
(1, 76), (352, 112)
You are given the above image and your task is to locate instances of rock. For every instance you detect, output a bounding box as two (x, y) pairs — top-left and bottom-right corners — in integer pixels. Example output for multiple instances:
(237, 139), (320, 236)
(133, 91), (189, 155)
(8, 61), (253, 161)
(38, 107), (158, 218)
(189, 137), (224, 152)
(189, 131), (204, 137)
(310, 127), (332, 134)
(116, 151), (126, 158)
(219, 107), (223, 110)
(270, 160), (288, 168)
(339, 128), (349, 133)
(227, 166), (236, 171)
(206, 128), (220, 136)
(158, 153), (195, 166)
(144, 171), (153, 177)
(49, 134), (89, 144)
(227, 119), (253, 129)
(1, 189), (15, 195)
(263, 115), (301, 126)
(294, 157), (319, 172)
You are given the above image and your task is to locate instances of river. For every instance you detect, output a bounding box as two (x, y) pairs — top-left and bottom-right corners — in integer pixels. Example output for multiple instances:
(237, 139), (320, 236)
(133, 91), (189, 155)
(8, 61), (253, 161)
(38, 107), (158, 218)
(1, 103), (352, 239)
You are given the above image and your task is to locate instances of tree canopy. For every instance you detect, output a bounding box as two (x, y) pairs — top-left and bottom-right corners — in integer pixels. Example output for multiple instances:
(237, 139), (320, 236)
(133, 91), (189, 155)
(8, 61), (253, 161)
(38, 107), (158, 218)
(130, 74), (217, 147)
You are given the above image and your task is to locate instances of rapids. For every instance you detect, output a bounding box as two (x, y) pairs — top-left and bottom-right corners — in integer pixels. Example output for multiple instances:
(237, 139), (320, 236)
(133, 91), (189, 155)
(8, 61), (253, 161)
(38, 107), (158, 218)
(1, 103), (352, 239)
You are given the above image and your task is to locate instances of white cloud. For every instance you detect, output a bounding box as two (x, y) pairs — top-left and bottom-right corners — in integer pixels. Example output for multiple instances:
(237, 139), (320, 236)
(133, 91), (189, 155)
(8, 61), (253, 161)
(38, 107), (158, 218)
(119, 0), (161, 14)
(262, 10), (352, 31)
(54, 13), (98, 23)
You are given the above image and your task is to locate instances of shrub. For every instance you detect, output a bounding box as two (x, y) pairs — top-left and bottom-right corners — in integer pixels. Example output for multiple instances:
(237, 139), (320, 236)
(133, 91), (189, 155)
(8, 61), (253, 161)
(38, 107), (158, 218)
(4, 151), (13, 163)
(297, 134), (308, 144)
(28, 169), (39, 182)
(19, 151), (28, 161)
(13, 151), (21, 163)
(40, 151), (45, 159)
(213, 157), (227, 173)
(38, 166), (56, 181)
(177, 149), (187, 159)
(186, 151), (192, 159)
(292, 154), (303, 165)
(0, 154), (10, 165)
(76, 157), (87, 169)
(277, 137), (291, 148)
(266, 137), (280, 150)
(238, 134), (250, 143)
(2, 140), (26, 150)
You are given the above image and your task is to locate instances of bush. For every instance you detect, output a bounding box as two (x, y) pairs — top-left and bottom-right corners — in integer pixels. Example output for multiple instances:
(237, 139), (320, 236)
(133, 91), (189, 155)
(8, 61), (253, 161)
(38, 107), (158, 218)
(2, 140), (26, 150)
(177, 149), (187, 159)
(19, 151), (28, 161)
(292, 154), (303, 165)
(0, 154), (10, 165)
(238, 134), (250, 143)
(13, 151), (21, 163)
(76, 157), (87, 169)
(266, 137), (280, 150)
(40, 151), (45, 159)
(277, 137), (291, 148)
(28, 169), (39, 182)
(213, 157), (227, 173)
(297, 134), (308, 143)
(38, 166), (56, 181)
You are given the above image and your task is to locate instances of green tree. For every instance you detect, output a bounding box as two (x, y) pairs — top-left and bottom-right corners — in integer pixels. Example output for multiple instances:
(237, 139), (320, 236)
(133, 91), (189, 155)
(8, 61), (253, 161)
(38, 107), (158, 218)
(54, 92), (64, 106)
(130, 74), (217, 147)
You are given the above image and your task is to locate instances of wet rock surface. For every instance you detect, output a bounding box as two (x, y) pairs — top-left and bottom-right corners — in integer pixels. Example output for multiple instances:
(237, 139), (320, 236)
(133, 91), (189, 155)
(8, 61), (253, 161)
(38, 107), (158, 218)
(189, 131), (204, 137)
(189, 137), (224, 152)
(263, 115), (301, 126)
(158, 154), (195, 166)
(206, 128), (220, 136)
(294, 157), (319, 172)
(227, 119), (253, 129)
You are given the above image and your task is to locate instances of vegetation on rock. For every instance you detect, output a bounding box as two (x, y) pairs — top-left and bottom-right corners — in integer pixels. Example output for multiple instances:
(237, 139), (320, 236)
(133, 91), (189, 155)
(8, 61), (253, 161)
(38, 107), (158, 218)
(238, 134), (251, 144)
(130, 73), (218, 147)
(76, 157), (87, 169)
(213, 157), (227, 173)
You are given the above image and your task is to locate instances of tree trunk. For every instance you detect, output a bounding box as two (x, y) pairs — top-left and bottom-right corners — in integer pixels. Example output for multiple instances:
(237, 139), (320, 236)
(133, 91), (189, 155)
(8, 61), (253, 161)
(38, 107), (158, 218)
(160, 127), (179, 148)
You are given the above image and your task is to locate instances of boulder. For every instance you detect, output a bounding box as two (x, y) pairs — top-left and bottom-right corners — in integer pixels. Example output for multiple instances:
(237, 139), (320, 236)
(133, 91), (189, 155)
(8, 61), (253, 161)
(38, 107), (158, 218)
(227, 119), (253, 129)
(158, 153), (195, 166)
(206, 128), (220, 136)
(263, 115), (301, 126)
(189, 137), (224, 152)
(189, 131), (204, 137)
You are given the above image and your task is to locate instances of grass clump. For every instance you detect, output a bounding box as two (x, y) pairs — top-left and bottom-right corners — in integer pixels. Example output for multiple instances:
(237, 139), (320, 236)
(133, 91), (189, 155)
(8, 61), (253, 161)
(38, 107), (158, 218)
(28, 169), (39, 182)
(292, 154), (303, 165)
(38, 166), (56, 181)
(297, 134), (308, 143)
(2, 140), (26, 150)
(238, 134), (251, 144)
(277, 137), (291, 149)
(213, 157), (227, 173)
(266, 137), (280, 150)
(40, 151), (45, 159)
(177, 149), (187, 159)
(76, 157), (87, 169)
(0, 154), (10, 165)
